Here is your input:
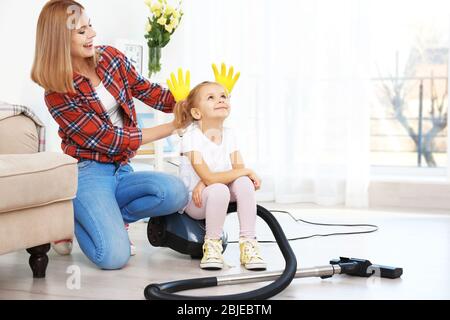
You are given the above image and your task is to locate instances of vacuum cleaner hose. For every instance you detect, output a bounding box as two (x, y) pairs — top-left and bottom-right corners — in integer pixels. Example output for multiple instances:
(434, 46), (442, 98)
(144, 203), (297, 300)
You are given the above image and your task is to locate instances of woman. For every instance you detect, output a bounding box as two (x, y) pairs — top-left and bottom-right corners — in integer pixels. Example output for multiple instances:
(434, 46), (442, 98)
(31, 0), (189, 269)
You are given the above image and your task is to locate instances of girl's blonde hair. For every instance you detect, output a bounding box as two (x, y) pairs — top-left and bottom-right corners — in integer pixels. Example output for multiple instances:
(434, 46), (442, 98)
(173, 81), (226, 131)
(31, 0), (98, 94)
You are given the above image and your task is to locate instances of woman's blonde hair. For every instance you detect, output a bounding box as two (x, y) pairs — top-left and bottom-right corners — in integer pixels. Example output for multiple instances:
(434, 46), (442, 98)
(31, 0), (97, 94)
(173, 81), (226, 131)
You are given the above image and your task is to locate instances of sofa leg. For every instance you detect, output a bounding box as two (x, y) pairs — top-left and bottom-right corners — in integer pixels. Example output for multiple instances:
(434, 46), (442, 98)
(26, 243), (51, 278)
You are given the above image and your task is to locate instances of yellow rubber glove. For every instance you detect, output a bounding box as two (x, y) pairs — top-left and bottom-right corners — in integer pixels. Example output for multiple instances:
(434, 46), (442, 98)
(212, 62), (240, 94)
(166, 68), (191, 102)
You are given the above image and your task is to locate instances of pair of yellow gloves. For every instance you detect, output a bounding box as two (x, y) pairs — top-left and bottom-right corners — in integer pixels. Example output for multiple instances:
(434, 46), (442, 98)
(167, 63), (240, 102)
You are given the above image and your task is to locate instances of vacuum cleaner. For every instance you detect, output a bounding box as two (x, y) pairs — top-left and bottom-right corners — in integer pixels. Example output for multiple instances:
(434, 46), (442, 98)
(145, 202), (402, 300)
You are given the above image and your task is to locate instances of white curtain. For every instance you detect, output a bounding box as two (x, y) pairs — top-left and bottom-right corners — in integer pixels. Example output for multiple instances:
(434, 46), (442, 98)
(166, 0), (372, 207)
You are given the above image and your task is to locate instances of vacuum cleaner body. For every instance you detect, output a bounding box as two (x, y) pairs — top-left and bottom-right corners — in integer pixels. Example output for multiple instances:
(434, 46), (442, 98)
(147, 203), (242, 258)
(147, 212), (228, 259)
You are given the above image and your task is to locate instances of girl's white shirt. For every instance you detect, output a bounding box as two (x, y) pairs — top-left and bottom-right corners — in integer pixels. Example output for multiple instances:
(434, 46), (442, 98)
(178, 123), (239, 211)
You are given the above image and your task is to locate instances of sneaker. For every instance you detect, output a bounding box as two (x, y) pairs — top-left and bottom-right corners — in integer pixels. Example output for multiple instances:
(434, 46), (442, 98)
(124, 223), (136, 256)
(239, 238), (267, 271)
(200, 238), (224, 270)
(51, 239), (73, 255)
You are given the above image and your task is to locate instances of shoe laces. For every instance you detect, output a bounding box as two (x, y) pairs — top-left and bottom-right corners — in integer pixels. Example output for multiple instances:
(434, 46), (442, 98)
(241, 239), (264, 262)
(203, 239), (223, 260)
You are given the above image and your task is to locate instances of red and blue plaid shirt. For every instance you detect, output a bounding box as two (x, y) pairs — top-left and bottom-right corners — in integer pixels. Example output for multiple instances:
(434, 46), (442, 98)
(44, 45), (175, 165)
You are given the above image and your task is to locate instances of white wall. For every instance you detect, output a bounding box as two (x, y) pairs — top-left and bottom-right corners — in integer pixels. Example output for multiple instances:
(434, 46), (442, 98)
(0, 0), (188, 151)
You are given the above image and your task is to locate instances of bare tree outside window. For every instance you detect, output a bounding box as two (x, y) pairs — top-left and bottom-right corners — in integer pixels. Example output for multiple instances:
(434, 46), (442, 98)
(371, 24), (449, 167)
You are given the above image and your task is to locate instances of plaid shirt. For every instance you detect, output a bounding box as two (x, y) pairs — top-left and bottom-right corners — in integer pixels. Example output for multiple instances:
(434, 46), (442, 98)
(44, 45), (175, 165)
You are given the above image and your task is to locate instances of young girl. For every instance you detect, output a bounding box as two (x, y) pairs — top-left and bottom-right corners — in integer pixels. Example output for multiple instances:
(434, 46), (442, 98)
(173, 81), (266, 271)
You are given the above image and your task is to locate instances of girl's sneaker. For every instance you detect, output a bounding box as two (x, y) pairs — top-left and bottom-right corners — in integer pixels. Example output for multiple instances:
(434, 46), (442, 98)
(200, 238), (224, 270)
(51, 239), (73, 255)
(124, 223), (136, 256)
(239, 238), (267, 271)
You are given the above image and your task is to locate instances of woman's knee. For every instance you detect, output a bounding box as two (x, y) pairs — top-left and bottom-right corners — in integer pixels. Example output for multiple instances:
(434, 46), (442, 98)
(80, 226), (131, 270)
(95, 241), (130, 270)
(161, 176), (189, 212)
(135, 174), (189, 214)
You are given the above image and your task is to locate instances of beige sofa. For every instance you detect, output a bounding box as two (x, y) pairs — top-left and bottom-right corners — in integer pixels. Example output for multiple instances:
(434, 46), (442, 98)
(0, 114), (77, 278)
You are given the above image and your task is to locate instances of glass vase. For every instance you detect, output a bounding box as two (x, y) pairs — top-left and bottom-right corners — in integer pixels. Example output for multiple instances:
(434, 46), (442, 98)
(148, 46), (162, 80)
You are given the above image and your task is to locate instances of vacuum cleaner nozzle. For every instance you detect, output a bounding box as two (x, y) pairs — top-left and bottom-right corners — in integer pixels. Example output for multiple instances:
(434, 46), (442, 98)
(330, 257), (403, 279)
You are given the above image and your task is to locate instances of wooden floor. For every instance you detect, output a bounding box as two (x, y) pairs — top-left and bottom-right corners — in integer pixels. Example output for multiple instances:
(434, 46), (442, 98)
(0, 202), (449, 300)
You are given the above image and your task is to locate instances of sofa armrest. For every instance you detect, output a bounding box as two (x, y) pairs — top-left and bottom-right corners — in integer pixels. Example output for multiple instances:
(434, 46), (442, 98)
(0, 115), (39, 154)
(0, 152), (78, 214)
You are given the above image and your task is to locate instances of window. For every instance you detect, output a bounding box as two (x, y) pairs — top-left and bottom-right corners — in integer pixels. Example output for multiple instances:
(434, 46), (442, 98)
(370, 1), (449, 170)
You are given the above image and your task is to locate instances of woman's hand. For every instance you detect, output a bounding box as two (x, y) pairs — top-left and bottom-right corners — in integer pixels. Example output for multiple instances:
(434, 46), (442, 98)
(171, 117), (191, 137)
(192, 180), (206, 208)
(247, 169), (261, 191)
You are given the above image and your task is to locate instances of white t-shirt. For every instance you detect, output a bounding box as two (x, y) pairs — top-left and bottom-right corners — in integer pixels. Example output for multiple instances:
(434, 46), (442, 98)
(179, 123), (239, 202)
(95, 81), (124, 127)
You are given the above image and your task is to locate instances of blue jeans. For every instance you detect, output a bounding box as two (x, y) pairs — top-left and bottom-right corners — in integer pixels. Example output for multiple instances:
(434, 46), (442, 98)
(73, 160), (189, 270)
